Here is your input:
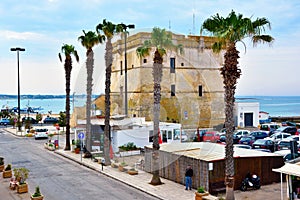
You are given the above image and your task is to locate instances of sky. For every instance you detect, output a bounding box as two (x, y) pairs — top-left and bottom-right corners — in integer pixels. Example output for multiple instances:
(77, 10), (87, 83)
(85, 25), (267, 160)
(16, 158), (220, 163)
(0, 0), (300, 96)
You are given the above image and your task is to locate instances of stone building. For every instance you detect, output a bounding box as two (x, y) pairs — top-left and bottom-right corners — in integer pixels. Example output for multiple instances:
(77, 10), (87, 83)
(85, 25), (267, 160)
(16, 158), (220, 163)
(104, 31), (225, 129)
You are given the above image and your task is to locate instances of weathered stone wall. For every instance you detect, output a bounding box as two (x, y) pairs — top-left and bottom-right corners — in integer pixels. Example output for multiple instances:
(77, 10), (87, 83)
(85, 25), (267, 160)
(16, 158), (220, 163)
(110, 32), (225, 129)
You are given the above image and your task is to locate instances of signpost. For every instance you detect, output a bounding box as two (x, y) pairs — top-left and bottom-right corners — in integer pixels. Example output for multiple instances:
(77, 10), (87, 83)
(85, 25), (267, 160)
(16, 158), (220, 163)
(56, 125), (60, 149)
(78, 132), (85, 162)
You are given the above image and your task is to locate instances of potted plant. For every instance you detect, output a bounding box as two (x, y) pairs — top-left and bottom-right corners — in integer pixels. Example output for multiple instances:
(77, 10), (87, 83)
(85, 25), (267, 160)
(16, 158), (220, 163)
(13, 167), (29, 193)
(31, 186), (44, 200)
(118, 162), (128, 172)
(48, 143), (55, 151)
(128, 168), (138, 175)
(3, 164), (12, 178)
(0, 157), (4, 171)
(74, 140), (81, 154)
(195, 186), (209, 200)
(111, 158), (119, 168)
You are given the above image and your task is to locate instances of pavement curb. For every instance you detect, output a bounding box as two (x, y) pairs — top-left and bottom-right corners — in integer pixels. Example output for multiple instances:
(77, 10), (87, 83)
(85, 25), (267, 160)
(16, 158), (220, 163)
(54, 150), (164, 200)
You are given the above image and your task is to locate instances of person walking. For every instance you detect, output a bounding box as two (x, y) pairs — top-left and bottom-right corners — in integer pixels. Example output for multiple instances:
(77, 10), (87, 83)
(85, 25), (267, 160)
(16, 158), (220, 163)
(185, 165), (193, 190)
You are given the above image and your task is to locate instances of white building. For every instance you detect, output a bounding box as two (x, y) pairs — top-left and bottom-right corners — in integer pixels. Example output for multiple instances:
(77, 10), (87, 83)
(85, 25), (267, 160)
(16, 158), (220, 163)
(234, 102), (259, 128)
(76, 117), (185, 153)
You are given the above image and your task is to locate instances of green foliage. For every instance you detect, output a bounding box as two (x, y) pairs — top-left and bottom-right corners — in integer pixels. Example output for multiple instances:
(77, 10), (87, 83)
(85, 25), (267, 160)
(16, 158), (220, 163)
(32, 186), (42, 197)
(197, 186), (206, 193)
(0, 157), (4, 165)
(5, 164), (11, 171)
(119, 142), (138, 151)
(58, 111), (66, 127)
(13, 167), (29, 184)
(35, 113), (43, 123)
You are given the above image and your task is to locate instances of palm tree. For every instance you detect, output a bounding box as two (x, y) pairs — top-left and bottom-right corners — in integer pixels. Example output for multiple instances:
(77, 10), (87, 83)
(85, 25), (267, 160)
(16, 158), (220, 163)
(58, 44), (79, 151)
(78, 31), (104, 152)
(96, 19), (124, 166)
(136, 27), (183, 185)
(201, 10), (274, 199)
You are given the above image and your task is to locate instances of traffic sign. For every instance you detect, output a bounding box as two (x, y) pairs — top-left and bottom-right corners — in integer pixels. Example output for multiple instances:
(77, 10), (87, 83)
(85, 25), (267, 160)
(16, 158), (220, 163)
(78, 132), (85, 139)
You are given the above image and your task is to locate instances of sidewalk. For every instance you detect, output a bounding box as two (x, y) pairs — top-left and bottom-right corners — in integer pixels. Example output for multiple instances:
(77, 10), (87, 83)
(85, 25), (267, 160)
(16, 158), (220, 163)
(3, 127), (215, 200)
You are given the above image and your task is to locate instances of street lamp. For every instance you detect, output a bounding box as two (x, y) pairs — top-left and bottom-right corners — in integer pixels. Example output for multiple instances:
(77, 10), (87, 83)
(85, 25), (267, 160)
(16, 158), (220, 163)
(121, 23), (135, 116)
(11, 47), (25, 131)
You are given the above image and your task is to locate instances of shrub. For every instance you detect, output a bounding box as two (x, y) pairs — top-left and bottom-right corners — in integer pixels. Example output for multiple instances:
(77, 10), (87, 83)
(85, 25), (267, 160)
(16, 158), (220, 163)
(5, 164), (12, 171)
(197, 186), (206, 193)
(32, 186), (42, 197)
(13, 167), (29, 184)
(0, 157), (4, 165)
(119, 142), (138, 151)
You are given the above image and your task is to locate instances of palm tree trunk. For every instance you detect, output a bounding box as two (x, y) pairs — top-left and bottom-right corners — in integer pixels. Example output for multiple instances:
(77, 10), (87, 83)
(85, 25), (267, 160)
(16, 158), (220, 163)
(221, 43), (241, 200)
(86, 49), (94, 152)
(64, 58), (72, 151)
(104, 38), (113, 165)
(150, 50), (163, 185)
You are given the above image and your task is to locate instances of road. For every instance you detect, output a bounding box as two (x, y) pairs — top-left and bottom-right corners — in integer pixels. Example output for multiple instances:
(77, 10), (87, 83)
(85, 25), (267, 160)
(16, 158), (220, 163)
(0, 129), (158, 200)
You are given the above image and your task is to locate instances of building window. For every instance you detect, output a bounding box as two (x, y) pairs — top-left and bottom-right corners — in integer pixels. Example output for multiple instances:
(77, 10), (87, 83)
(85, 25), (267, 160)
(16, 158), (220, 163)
(198, 85), (202, 97)
(171, 85), (175, 96)
(120, 61), (123, 75)
(170, 58), (175, 73)
(143, 59), (147, 63)
(132, 64), (134, 68)
(181, 63), (184, 66)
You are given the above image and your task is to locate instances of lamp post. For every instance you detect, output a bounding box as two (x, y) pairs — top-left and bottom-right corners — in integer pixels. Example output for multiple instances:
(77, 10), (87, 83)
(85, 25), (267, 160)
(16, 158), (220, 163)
(121, 23), (135, 116)
(10, 47), (25, 131)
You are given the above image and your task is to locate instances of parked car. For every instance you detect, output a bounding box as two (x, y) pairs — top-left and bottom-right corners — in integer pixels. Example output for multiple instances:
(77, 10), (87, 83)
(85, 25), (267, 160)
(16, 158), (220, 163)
(22, 117), (37, 124)
(295, 129), (300, 135)
(260, 123), (281, 136)
(0, 118), (10, 125)
(250, 131), (268, 140)
(234, 130), (250, 139)
(267, 132), (291, 143)
(234, 144), (252, 149)
(43, 117), (58, 124)
(285, 135), (300, 143)
(252, 139), (275, 152)
(217, 133), (239, 144)
(274, 126), (297, 135)
(203, 131), (220, 142)
(239, 136), (256, 146)
(277, 140), (293, 151)
(34, 128), (49, 140)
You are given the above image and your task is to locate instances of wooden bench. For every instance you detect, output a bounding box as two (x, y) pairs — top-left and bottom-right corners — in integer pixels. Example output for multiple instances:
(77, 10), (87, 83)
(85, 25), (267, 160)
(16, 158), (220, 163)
(210, 181), (226, 194)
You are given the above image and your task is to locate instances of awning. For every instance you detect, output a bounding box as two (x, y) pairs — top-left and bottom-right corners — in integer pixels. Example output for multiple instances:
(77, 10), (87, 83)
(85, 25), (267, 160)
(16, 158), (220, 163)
(273, 163), (300, 177)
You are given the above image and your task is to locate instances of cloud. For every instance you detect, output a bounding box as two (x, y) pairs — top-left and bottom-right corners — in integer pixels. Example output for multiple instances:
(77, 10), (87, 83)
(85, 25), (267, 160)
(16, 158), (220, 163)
(0, 30), (44, 40)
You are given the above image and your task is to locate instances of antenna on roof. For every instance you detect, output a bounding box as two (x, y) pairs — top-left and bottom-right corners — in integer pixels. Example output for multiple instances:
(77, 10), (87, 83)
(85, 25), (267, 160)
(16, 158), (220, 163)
(169, 20), (171, 30)
(193, 12), (195, 35)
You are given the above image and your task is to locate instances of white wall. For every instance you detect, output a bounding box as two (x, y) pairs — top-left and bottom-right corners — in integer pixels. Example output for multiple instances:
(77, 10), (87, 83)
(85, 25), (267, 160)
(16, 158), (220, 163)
(235, 102), (259, 128)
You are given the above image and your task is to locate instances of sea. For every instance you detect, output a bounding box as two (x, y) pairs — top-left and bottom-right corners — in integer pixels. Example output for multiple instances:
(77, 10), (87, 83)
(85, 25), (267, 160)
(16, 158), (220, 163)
(0, 95), (299, 117)
(0, 96), (86, 115)
(236, 96), (300, 117)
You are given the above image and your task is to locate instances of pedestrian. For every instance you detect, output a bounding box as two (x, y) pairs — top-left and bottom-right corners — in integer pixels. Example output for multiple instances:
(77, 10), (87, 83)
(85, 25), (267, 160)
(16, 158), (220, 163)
(185, 165), (193, 190)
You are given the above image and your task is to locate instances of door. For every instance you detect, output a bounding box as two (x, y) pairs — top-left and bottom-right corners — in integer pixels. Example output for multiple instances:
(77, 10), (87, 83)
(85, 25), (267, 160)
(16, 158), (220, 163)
(244, 113), (253, 127)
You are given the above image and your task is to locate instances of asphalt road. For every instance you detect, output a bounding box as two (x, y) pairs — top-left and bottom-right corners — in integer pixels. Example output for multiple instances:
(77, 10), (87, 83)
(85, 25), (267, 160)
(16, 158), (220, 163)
(0, 129), (158, 200)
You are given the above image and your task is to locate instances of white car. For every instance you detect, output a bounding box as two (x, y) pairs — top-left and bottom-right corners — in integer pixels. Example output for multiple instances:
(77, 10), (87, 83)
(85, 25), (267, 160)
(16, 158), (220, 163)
(234, 130), (250, 139)
(34, 128), (49, 140)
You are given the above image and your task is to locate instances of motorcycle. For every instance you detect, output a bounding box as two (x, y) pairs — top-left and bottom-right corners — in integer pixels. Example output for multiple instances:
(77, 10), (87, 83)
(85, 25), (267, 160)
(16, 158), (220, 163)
(240, 174), (261, 191)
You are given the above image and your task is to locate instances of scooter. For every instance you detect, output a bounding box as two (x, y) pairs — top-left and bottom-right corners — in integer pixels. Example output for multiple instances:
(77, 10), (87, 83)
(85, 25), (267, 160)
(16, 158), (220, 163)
(240, 174), (261, 191)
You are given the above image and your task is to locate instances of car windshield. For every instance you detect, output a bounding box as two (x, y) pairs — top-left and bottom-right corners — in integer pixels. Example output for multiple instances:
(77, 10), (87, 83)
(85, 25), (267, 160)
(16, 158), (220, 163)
(240, 137), (251, 142)
(254, 140), (266, 145)
(36, 129), (48, 132)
